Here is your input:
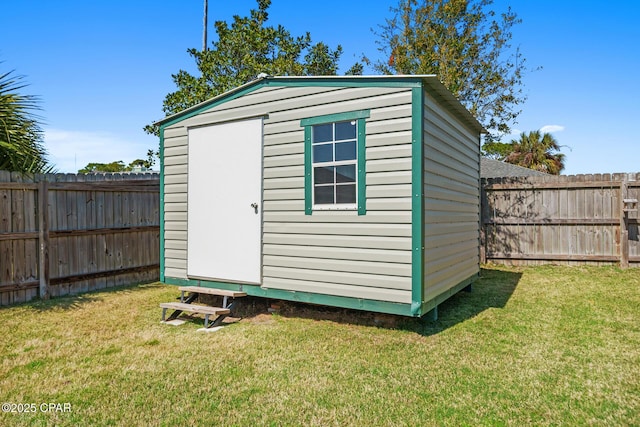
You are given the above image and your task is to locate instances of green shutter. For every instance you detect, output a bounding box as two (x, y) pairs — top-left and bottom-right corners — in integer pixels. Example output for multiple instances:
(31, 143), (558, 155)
(304, 126), (312, 215)
(357, 117), (366, 216)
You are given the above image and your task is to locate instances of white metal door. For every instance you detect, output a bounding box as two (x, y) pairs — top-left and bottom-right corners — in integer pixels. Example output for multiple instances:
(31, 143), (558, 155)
(187, 118), (262, 284)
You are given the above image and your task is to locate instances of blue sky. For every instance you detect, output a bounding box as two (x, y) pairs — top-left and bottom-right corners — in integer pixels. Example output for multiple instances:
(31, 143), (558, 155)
(1, 0), (638, 175)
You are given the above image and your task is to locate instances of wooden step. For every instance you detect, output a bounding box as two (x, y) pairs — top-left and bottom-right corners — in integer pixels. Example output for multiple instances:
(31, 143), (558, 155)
(178, 286), (247, 298)
(160, 302), (231, 328)
(159, 302), (230, 316)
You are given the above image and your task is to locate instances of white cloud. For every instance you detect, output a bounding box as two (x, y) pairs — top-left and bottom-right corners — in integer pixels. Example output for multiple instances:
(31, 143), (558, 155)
(44, 129), (148, 173)
(539, 124), (565, 133)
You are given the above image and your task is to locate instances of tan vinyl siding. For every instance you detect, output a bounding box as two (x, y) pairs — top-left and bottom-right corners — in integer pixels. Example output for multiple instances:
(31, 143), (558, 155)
(263, 267), (410, 291)
(264, 222), (411, 237)
(162, 85), (414, 303)
(264, 255), (411, 278)
(263, 244), (412, 263)
(423, 90), (480, 302)
(162, 127), (188, 278)
(263, 234), (411, 251)
(263, 211), (411, 224)
(165, 239), (186, 250)
(260, 277), (409, 304)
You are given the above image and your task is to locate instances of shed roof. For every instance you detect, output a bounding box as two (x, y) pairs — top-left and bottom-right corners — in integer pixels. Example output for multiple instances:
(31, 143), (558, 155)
(480, 157), (549, 179)
(155, 75), (485, 134)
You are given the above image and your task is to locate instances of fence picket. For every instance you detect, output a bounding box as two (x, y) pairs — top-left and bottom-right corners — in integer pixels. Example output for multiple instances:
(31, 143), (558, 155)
(482, 173), (638, 268)
(0, 172), (160, 305)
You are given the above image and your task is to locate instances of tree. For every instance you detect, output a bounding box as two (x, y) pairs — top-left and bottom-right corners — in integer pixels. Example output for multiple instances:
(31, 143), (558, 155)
(144, 149), (158, 169)
(0, 68), (52, 173)
(78, 161), (128, 174)
(78, 151), (157, 174)
(504, 131), (565, 175)
(145, 0), (360, 135)
(482, 140), (513, 160)
(375, 0), (529, 139)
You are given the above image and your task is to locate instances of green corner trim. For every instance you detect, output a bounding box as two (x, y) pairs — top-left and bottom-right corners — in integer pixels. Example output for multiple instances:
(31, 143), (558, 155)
(159, 126), (166, 282)
(163, 277), (413, 316)
(410, 86), (424, 316)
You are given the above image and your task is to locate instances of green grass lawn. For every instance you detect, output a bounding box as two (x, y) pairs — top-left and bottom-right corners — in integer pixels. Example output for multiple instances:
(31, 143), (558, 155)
(1, 265), (639, 426)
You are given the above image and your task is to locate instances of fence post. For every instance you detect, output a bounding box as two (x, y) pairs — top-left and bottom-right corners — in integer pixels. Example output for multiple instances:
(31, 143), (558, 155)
(38, 180), (50, 299)
(479, 179), (487, 264)
(620, 177), (629, 269)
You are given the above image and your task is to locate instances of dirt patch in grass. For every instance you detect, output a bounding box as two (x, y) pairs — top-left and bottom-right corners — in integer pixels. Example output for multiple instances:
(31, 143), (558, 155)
(196, 294), (404, 328)
(265, 299), (404, 329)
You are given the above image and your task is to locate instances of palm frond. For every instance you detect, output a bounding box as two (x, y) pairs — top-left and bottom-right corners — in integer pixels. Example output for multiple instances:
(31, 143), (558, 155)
(505, 131), (565, 175)
(0, 67), (52, 173)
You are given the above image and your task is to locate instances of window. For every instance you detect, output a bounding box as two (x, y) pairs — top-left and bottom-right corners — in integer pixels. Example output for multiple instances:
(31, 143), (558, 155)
(301, 110), (369, 215)
(312, 121), (357, 206)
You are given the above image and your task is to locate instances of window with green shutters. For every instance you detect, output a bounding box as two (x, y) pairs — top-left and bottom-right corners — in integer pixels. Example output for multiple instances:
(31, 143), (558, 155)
(300, 110), (369, 215)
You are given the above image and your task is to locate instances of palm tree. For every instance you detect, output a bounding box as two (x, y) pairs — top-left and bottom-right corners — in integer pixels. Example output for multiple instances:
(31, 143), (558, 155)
(0, 68), (52, 173)
(505, 131), (565, 175)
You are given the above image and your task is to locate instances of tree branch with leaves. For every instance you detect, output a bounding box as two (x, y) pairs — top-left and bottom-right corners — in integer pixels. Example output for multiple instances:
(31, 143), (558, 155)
(145, 0), (361, 135)
(505, 131), (565, 175)
(375, 0), (532, 140)
(0, 66), (53, 173)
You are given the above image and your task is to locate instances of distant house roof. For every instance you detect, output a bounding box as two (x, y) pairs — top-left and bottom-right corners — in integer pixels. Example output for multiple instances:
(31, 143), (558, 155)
(480, 157), (549, 179)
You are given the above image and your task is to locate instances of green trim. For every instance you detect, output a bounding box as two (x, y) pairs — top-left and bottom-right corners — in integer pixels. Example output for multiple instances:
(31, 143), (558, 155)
(357, 117), (366, 216)
(304, 126), (312, 215)
(267, 78), (423, 89)
(164, 273), (478, 318)
(164, 276), (413, 316)
(410, 86), (425, 316)
(300, 109), (370, 127)
(154, 75), (486, 136)
(160, 83), (265, 128)
(159, 126), (166, 283)
(301, 109), (370, 215)
(156, 76), (419, 127)
(164, 276), (242, 292)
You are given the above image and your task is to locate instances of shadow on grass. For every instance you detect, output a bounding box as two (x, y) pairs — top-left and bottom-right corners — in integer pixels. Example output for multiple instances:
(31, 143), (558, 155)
(7, 267), (521, 336)
(5, 282), (165, 312)
(222, 267), (522, 336)
(407, 267), (522, 336)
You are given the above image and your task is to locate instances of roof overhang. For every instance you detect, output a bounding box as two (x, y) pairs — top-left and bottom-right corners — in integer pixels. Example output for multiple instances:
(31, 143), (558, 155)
(155, 75), (486, 134)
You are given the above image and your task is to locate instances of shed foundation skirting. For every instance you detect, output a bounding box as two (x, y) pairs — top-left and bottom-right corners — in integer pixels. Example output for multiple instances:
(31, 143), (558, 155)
(164, 274), (478, 318)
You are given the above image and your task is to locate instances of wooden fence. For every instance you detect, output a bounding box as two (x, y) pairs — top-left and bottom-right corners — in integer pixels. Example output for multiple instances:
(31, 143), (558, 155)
(0, 171), (160, 306)
(481, 173), (640, 267)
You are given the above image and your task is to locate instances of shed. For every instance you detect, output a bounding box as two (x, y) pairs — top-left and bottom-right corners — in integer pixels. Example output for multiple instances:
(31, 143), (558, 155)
(157, 75), (484, 317)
